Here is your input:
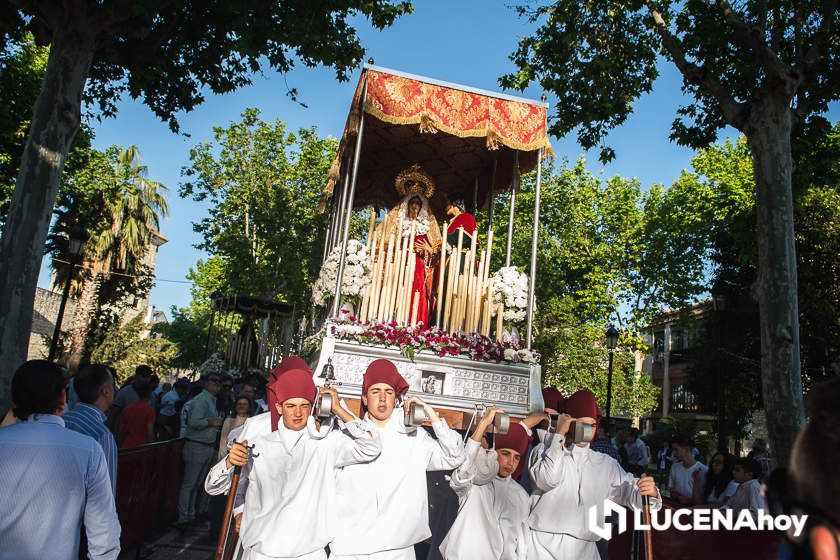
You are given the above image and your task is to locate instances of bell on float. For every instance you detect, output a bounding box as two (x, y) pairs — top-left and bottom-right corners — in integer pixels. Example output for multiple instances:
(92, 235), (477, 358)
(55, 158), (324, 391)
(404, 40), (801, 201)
(315, 358), (336, 418)
(319, 358), (336, 382)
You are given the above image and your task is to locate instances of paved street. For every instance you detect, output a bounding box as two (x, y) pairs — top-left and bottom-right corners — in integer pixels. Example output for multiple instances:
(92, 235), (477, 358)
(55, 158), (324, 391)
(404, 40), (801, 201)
(120, 520), (215, 560)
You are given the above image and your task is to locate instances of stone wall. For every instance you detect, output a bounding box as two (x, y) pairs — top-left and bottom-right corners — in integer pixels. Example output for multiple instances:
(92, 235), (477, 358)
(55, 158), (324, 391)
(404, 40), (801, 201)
(28, 287), (77, 360)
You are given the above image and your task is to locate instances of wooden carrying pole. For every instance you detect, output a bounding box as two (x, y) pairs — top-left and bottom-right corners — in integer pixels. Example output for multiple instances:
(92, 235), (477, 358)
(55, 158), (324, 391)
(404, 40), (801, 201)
(214, 465), (242, 560)
(642, 496), (654, 560)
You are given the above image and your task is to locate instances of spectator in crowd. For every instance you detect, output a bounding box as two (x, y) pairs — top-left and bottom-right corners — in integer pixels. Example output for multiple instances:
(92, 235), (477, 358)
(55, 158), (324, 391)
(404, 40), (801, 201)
(238, 383), (257, 414)
(668, 435), (707, 505)
(692, 451), (737, 507)
(216, 375), (235, 418)
(624, 428), (650, 476)
(656, 443), (674, 473)
(786, 375), (840, 560)
(721, 458), (765, 519)
(176, 373), (223, 526)
(153, 380), (170, 414)
(120, 383), (156, 448)
(218, 396), (253, 461)
(0, 360), (120, 559)
(590, 421), (621, 463)
(63, 364), (119, 493)
(108, 364), (153, 431)
(747, 438), (773, 483)
(159, 378), (189, 439)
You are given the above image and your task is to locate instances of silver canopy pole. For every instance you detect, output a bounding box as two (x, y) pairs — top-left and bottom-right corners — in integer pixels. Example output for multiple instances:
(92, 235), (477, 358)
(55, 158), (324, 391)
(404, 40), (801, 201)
(333, 157), (350, 252)
(505, 151), (519, 268)
(331, 82), (368, 318)
(526, 148), (543, 349)
(322, 189), (337, 262)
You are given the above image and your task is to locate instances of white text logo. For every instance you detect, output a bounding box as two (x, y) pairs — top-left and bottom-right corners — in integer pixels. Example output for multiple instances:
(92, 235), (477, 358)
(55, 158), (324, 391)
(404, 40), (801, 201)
(588, 500), (808, 540)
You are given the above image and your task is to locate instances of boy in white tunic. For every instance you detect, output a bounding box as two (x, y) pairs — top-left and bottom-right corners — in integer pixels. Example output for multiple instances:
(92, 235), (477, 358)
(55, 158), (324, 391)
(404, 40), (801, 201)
(330, 359), (466, 560)
(205, 355), (311, 531)
(206, 369), (381, 560)
(440, 407), (533, 560)
(527, 390), (661, 560)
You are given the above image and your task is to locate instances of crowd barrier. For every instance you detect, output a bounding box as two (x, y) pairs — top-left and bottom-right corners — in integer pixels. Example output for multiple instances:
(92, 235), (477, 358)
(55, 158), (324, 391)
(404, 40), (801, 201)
(608, 499), (783, 560)
(115, 438), (185, 550)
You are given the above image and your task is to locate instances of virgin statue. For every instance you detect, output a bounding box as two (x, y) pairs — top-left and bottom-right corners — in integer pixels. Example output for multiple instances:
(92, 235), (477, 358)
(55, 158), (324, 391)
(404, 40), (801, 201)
(379, 164), (442, 327)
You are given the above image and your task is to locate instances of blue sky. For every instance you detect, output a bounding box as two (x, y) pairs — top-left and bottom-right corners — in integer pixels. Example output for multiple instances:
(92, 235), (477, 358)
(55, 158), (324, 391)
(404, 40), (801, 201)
(36, 0), (834, 315)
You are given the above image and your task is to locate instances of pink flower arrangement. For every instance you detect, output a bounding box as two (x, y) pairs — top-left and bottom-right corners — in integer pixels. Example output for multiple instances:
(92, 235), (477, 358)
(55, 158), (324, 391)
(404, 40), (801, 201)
(319, 317), (540, 364)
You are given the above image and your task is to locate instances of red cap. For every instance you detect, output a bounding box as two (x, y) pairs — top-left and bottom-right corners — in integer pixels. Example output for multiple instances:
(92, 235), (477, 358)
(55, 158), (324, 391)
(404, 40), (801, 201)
(267, 368), (316, 413)
(270, 355), (310, 382)
(541, 386), (565, 412)
(494, 422), (531, 480)
(360, 359), (409, 416)
(362, 359), (409, 396)
(268, 356), (311, 430)
(563, 389), (599, 420)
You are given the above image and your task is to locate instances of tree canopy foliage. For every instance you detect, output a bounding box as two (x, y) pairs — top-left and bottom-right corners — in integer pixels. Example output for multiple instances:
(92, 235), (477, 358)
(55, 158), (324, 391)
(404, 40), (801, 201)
(0, 0), (411, 413)
(502, 0), (837, 464)
(180, 108), (337, 305)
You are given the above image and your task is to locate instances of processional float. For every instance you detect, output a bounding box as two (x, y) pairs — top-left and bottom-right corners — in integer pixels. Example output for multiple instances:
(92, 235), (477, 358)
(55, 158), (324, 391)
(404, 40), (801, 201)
(310, 64), (553, 427)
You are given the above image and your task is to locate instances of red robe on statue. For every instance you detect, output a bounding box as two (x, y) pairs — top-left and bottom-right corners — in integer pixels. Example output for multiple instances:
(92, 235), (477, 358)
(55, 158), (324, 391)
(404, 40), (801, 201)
(409, 233), (434, 327)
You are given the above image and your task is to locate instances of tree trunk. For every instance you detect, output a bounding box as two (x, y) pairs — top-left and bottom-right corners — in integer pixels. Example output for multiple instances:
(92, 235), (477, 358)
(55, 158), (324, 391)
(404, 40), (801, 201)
(0, 30), (95, 412)
(67, 272), (103, 370)
(745, 98), (805, 466)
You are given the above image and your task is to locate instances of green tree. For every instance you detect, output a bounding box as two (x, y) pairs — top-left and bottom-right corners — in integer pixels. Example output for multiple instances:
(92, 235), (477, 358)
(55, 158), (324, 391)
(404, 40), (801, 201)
(0, 34), (93, 229)
(180, 109), (337, 306)
(485, 159), (713, 417)
(48, 145), (168, 365)
(683, 128), (840, 440)
(0, 1), (411, 412)
(89, 314), (179, 385)
(502, 1), (837, 463)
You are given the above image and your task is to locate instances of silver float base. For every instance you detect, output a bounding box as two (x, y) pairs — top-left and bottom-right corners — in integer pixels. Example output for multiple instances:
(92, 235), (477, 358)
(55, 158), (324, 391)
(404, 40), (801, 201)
(312, 336), (545, 416)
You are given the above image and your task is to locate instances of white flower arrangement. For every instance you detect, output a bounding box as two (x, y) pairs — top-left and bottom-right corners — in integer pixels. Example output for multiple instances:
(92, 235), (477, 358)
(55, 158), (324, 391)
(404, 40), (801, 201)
(312, 240), (372, 308)
(491, 266), (530, 323)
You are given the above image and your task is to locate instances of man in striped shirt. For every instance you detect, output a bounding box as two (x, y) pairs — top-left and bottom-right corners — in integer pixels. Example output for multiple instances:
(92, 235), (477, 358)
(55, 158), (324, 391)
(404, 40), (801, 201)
(64, 364), (119, 493)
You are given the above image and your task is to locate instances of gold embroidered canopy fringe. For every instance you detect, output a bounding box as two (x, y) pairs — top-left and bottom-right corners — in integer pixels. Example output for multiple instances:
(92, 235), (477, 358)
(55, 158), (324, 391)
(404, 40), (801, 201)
(320, 66), (552, 214)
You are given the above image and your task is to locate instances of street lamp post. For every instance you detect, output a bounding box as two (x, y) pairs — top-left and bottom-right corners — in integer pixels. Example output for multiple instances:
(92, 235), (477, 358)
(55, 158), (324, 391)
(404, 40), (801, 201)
(711, 283), (729, 451)
(48, 226), (89, 362)
(605, 324), (620, 421)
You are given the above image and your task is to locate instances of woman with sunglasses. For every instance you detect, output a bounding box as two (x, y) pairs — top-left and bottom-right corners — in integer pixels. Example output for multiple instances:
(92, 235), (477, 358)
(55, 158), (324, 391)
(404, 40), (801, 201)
(692, 450), (738, 507)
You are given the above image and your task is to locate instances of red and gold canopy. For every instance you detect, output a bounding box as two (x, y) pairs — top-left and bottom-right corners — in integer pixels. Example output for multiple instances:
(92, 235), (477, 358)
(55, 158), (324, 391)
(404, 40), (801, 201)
(321, 66), (552, 213)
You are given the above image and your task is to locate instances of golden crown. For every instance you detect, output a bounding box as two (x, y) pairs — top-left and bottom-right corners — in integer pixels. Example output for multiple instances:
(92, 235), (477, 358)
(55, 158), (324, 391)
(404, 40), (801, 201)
(394, 164), (436, 199)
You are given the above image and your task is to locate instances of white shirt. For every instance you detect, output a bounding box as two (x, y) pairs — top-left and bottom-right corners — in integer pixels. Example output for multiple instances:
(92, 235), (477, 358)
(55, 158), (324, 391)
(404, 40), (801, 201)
(330, 408), (466, 557)
(721, 479), (765, 519)
(0, 415), (121, 560)
(668, 460), (708, 499)
(440, 439), (529, 560)
(527, 431), (661, 560)
(207, 418), (381, 559)
(707, 480), (739, 507)
(159, 389), (181, 416)
(624, 438), (649, 468)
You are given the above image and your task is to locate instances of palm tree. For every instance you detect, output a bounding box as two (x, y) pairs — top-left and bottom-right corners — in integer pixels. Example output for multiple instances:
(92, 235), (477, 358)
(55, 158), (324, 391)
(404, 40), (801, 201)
(58, 145), (168, 366)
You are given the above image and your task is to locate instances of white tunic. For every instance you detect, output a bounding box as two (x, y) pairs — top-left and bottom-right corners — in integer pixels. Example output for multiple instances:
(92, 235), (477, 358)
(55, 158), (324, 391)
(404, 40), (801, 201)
(721, 479), (765, 519)
(439, 439), (529, 560)
(207, 418), (381, 560)
(329, 409), (466, 559)
(527, 431), (662, 560)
